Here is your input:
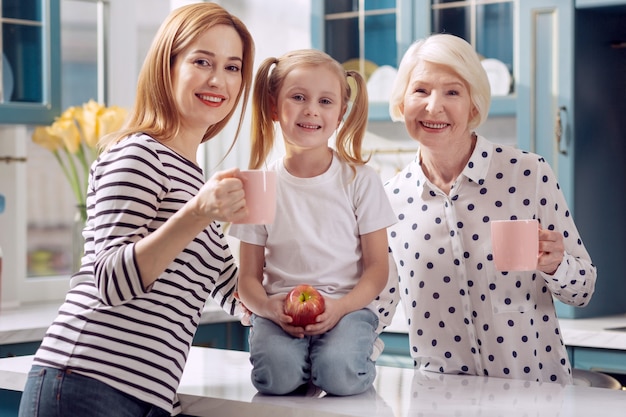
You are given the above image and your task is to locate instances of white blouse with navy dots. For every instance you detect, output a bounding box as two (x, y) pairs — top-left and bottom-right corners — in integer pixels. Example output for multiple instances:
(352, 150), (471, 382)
(384, 135), (596, 384)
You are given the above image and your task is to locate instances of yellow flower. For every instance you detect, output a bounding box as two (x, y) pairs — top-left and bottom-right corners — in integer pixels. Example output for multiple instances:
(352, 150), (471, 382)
(97, 105), (127, 140)
(49, 117), (81, 154)
(32, 126), (63, 152)
(32, 100), (128, 217)
(75, 99), (104, 148)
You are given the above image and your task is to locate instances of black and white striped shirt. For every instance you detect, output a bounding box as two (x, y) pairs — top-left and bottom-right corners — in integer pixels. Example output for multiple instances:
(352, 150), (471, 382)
(33, 134), (239, 414)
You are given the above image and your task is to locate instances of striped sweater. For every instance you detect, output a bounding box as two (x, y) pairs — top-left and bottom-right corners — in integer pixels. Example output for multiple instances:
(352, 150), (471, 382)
(33, 134), (239, 414)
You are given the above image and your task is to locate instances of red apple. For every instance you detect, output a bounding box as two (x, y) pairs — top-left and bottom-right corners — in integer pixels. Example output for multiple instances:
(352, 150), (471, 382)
(284, 284), (325, 326)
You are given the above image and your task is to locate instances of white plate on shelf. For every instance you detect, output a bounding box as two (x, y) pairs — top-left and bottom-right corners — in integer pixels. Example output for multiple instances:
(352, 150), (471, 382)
(481, 58), (511, 96)
(367, 65), (397, 102)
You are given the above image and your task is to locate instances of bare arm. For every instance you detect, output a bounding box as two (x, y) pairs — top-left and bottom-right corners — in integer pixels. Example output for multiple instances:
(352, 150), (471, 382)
(238, 241), (311, 337)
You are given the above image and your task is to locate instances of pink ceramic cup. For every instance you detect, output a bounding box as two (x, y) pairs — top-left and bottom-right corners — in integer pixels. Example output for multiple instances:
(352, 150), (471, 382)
(490, 219), (539, 271)
(233, 170), (277, 225)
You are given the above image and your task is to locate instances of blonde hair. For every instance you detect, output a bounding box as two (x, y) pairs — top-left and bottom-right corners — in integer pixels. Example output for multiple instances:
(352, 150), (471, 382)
(248, 49), (369, 170)
(389, 34), (491, 130)
(100, 2), (255, 152)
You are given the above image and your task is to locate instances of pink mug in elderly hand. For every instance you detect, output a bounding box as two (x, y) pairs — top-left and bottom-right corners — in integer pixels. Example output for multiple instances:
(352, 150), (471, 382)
(491, 219), (539, 271)
(233, 170), (277, 225)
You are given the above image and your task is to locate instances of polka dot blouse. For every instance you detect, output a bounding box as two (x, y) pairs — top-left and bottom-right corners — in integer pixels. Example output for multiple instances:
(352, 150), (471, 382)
(384, 135), (596, 384)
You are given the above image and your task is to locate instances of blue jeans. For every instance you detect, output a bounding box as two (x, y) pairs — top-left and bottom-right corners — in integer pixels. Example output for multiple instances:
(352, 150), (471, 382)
(248, 308), (378, 396)
(18, 366), (170, 417)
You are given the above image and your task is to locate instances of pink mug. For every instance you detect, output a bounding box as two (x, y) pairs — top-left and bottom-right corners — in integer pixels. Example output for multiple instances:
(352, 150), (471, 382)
(491, 219), (539, 271)
(233, 170), (277, 225)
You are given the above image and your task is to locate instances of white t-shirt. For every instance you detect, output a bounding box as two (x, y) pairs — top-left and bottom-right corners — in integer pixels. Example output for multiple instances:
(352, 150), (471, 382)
(230, 151), (397, 319)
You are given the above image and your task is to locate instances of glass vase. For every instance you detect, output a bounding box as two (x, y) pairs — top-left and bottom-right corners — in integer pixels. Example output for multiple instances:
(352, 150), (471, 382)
(72, 204), (87, 273)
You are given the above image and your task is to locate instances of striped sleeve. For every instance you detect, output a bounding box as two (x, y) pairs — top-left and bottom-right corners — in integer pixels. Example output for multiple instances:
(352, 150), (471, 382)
(89, 138), (176, 305)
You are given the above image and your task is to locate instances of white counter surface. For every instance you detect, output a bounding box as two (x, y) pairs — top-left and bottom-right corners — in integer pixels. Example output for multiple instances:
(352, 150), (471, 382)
(3, 300), (626, 352)
(385, 304), (626, 351)
(1, 347), (625, 417)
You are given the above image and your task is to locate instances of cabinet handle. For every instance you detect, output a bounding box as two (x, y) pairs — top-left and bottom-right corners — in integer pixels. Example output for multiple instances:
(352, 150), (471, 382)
(555, 106), (568, 156)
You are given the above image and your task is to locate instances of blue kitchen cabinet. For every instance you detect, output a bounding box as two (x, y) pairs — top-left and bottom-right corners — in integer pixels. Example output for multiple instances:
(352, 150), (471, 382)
(429, 0), (516, 116)
(518, 1), (626, 318)
(311, 0), (415, 121)
(192, 322), (249, 352)
(311, 0), (515, 120)
(0, 323), (247, 360)
(377, 332), (578, 370)
(572, 347), (626, 376)
(0, 389), (20, 417)
(377, 332), (626, 384)
(0, 0), (61, 125)
(0, 341), (40, 358)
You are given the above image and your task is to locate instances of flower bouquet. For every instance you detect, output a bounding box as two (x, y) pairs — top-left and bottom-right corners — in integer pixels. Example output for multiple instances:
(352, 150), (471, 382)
(32, 100), (127, 222)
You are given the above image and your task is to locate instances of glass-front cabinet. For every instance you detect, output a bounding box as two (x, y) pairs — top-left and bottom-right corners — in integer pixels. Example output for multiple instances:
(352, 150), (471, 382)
(312, 0), (516, 120)
(311, 0), (415, 120)
(321, 0), (406, 73)
(0, 0), (60, 124)
(430, 0), (515, 115)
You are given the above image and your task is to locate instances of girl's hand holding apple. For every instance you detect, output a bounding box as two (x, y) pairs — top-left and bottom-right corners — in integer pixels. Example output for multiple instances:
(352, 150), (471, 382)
(301, 297), (348, 336)
(258, 294), (307, 338)
(282, 285), (349, 336)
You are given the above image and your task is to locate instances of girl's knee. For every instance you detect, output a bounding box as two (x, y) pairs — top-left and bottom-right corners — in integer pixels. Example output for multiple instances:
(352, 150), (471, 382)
(312, 353), (376, 396)
(313, 365), (376, 396)
(251, 367), (308, 395)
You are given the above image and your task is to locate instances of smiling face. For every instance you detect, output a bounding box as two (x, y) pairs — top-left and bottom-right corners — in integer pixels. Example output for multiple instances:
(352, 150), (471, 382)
(274, 65), (344, 152)
(171, 24), (244, 135)
(400, 60), (475, 149)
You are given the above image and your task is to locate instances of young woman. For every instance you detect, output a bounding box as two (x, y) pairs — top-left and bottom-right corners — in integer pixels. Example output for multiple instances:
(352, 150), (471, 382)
(19, 3), (255, 416)
(229, 49), (398, 396)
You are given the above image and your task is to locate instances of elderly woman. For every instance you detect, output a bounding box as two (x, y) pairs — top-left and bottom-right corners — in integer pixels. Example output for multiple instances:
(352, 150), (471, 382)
(384, 33), (596, 385)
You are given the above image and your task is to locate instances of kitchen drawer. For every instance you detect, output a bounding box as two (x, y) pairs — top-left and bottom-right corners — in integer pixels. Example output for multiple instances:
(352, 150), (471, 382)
(572, 347), (626, 375)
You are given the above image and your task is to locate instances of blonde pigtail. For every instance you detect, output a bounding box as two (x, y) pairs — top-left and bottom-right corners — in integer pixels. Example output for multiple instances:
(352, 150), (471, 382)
(249, 57), (279, 169)
(335, 69), (369, 168)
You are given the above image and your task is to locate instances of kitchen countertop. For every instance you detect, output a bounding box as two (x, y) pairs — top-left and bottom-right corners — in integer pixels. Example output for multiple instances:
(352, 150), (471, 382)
(0, 299), (238, 346)
(384, 304), (626, 351)
(1, 346), (625, 417)
(3, 300), (626, 352)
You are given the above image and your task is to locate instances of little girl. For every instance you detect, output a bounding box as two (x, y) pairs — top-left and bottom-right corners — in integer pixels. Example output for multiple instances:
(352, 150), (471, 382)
(229, 49), (398, 396)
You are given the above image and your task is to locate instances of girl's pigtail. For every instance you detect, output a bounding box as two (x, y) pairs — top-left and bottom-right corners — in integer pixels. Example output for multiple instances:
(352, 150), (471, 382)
(249, 57), (279, 169)
(336, 70), (369, 168)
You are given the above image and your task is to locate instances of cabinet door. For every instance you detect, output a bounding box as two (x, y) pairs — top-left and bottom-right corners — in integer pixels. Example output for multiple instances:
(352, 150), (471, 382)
(429, 1), (516, 116)
(518, 0), (576, 319)
(517, 0), (574, 206)
(310, 0), (415, 120)
(0, 0), (61, 125)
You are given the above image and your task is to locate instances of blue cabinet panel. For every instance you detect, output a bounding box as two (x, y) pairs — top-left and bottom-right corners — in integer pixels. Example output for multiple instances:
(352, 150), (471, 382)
(520, 0), (626, 319)
(0, 341), (40, 358)
(0, 389), (21, 417)
(572, 347), (626, 375)
(0, 0), (61, 124)
(193, 322), (249, 352)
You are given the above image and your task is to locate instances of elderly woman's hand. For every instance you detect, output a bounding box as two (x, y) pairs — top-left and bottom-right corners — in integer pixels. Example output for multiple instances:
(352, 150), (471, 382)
(537, 227), (565, 275)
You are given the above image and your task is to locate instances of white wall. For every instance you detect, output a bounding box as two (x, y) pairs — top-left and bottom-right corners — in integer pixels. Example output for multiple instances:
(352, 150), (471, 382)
(0, 0), (312, 308)
(196, 0), (312, 173)
(109, 0), (312, 172)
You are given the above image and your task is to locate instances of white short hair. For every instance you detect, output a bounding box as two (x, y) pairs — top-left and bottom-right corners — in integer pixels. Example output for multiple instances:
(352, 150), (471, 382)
(389, 34), (491, 130)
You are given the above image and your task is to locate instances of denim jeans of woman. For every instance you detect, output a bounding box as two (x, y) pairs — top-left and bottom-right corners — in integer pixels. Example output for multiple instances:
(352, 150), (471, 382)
(18, 366), (170, 417)
(248, 308), (379, 396)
